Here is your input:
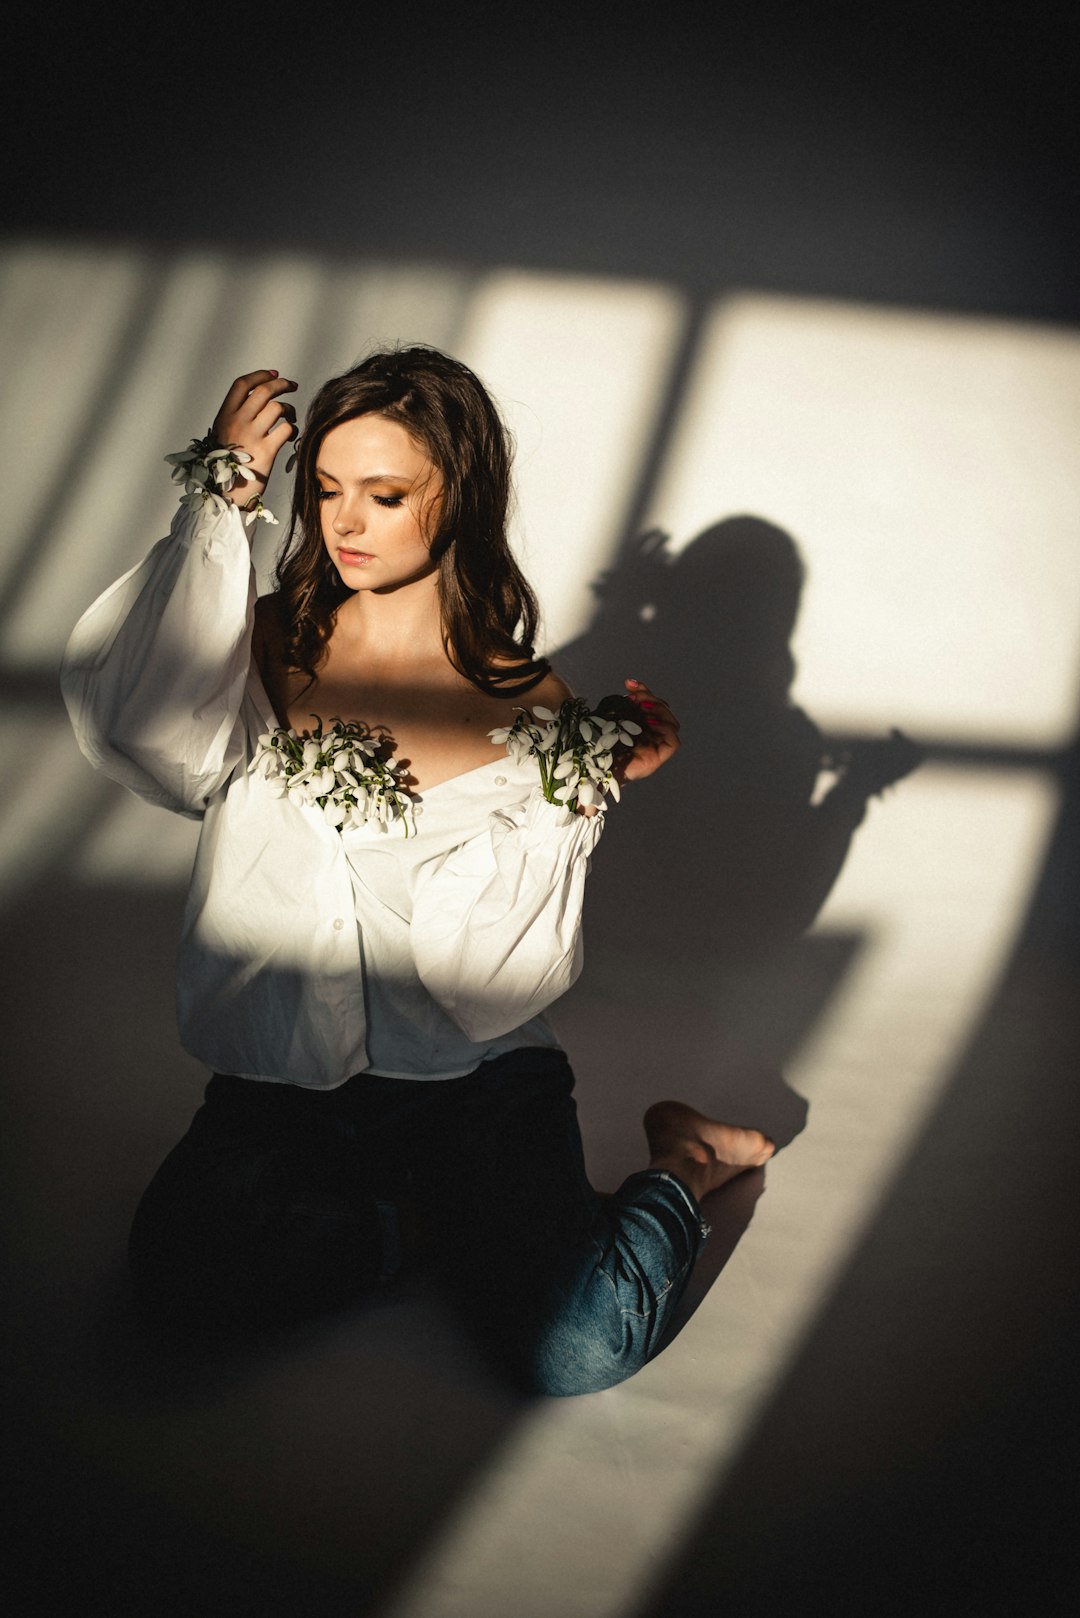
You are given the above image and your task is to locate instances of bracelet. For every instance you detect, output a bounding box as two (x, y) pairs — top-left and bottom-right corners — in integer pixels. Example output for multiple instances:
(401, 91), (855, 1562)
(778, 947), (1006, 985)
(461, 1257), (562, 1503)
(164, 431), (279, 527)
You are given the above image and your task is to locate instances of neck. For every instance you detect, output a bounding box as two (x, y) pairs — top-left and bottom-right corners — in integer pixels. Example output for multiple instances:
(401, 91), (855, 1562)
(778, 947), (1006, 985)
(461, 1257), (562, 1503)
(334, 571), (445, 665)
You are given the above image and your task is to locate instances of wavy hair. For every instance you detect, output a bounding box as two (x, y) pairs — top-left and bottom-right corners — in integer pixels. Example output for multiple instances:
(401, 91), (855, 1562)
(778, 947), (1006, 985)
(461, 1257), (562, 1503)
(275, 346), (549, 696)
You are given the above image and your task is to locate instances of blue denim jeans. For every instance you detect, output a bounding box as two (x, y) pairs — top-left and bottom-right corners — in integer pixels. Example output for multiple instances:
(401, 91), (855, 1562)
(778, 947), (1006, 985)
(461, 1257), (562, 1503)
(128, 1049), (709, 1396)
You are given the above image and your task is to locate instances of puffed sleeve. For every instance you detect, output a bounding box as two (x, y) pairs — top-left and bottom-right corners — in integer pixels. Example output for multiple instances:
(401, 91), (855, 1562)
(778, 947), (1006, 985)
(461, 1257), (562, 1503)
(60, 497), (258, 817)
(409, 791), (605, 1041)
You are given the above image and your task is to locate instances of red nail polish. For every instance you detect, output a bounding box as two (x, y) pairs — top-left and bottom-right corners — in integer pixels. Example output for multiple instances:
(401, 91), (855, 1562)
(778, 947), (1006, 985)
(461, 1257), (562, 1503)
(269, 369), (279, 378)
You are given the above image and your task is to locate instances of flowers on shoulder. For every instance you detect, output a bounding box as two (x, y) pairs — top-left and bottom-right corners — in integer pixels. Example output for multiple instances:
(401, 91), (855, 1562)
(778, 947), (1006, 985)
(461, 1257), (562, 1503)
(255, 718), (413, 834)
(489, 695), (642, 812)
(165, 431), (279, 528)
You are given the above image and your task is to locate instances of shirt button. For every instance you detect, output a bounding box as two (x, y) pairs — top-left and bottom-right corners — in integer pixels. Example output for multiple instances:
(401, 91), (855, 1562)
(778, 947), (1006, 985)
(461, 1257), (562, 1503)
(494, 775), (507, 786)
(333, 917), (345, 931)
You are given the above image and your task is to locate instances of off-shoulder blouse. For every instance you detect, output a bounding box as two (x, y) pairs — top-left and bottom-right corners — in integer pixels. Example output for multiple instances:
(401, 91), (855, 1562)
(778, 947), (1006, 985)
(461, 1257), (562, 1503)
(61, 498), (604, 1088)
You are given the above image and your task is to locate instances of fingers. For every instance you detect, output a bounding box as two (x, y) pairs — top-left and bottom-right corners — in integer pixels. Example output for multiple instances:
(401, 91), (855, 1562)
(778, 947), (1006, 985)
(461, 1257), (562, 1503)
(207, 371), (300, 501)
(221, 368), (276, 413)
(214, 371), (298, 441)
(624, 678), (681, 737)
(618, 677), (681, 783)
(226, 368), (298, 404)
(220, 369), (293, 417)
(251, 395), (299, 440)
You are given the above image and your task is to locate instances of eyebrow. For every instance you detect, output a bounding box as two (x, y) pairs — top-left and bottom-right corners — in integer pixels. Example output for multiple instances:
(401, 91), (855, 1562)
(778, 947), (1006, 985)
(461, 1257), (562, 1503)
(315, 466), (414, 486)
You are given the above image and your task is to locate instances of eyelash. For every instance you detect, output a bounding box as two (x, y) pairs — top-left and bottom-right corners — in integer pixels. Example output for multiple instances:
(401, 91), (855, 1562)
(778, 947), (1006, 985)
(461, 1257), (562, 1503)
(317, 490), (404, 508)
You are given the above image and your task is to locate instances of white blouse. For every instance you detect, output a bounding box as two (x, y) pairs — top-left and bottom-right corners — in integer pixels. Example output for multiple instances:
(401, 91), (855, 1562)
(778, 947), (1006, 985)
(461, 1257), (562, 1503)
(61, 498), (605, 1089)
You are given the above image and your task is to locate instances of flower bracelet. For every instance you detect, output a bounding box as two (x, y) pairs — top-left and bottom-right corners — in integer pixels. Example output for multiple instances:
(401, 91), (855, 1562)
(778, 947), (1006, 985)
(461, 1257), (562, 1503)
(165, 431), (279, 528)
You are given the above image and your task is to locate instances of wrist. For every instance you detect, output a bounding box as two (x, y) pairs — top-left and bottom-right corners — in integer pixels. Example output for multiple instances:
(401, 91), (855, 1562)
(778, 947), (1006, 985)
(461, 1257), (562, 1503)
(165, 432), (278, 529)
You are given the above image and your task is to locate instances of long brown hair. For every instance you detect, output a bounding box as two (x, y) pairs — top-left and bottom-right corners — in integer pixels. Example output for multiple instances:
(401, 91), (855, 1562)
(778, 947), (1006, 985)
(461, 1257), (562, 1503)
(275, 346), (549, 696)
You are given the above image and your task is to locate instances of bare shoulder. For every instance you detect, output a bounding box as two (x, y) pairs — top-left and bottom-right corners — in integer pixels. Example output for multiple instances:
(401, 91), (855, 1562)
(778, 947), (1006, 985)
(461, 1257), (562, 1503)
(526, 669), (574, 709)
(484, 662), (572, 714)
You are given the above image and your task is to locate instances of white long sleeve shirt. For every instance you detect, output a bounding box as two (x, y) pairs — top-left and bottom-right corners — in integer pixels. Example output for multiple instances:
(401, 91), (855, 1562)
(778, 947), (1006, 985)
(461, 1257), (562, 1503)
(61, 497), (604, 1088)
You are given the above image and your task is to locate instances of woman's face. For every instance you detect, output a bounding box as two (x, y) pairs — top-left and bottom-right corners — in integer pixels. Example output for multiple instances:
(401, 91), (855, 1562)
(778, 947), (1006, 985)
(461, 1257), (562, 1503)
(317, 414), (442, 592)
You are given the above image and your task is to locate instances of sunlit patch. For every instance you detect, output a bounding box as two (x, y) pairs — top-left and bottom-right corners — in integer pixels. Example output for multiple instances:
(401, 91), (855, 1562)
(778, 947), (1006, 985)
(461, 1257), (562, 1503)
(75, 791), (200, 889)
(457, 269), (686, 653)
(0, 243), (476, 662)
(644, 294), (1080, 749)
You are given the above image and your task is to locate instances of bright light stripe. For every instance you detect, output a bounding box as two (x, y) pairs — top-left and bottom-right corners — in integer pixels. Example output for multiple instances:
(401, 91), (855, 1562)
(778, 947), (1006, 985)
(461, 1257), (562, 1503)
(645, 295), (1080, 749)
(75, 784), (200, 888)
(0, 704), (200, 904)
(0, 714), (196, 901)
(377, 765), (1057, 1618)
(0, 713), (106, 903)
(0, 243), (151, 603)
(456, 270), (686, 654)
(4, 251), (325, 661)
(1, 245), (476, 659)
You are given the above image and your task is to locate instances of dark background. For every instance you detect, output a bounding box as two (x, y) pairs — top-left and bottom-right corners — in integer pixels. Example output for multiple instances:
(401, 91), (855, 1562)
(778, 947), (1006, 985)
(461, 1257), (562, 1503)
(6, 1), (1077, 321)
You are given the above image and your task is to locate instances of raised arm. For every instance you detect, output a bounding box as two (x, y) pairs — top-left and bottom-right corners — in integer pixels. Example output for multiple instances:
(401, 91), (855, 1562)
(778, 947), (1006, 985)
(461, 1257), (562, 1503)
(60, 371), (298, 816)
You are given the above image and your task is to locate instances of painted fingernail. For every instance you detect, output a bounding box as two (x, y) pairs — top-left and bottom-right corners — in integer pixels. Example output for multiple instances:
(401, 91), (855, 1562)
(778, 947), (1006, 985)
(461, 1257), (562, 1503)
(269, 369), (279, 378)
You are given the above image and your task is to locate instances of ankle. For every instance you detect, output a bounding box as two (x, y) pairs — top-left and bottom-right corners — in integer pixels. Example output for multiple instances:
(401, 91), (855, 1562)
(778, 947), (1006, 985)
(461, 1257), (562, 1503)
(648, 1151), (711, 1203)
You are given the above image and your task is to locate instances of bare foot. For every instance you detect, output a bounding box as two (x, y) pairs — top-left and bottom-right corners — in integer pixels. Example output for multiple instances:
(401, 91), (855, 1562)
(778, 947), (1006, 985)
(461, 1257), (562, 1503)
(644, 1100), (775, 1202)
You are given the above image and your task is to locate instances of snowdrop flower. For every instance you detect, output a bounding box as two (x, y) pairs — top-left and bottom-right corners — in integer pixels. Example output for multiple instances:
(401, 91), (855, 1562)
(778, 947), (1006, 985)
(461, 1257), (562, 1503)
(254, 717), (412, 836)
(488, 694), (641, 815)
(241, 496), (279, 528)
(164, 433), (278, 524)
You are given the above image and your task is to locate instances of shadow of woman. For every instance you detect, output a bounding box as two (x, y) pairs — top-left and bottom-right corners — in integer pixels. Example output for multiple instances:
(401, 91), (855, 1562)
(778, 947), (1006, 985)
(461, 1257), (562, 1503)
(559, 514), (919, 963)
(550, 516), (921, 1205)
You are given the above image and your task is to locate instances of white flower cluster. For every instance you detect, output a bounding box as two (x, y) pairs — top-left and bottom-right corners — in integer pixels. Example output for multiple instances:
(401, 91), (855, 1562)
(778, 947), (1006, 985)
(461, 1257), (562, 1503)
(165, 433), (279, 528)
(490, 696), (642, 812)
(255, 719), (413, 834)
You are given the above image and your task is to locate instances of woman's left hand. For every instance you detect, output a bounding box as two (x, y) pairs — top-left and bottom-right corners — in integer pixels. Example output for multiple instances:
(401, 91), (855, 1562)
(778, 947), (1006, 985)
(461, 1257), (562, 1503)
(617, 679), (681, 782)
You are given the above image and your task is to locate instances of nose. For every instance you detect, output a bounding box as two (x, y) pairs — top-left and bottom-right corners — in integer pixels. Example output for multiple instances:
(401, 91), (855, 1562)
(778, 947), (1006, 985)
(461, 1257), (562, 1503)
(332, 495), (363, 537)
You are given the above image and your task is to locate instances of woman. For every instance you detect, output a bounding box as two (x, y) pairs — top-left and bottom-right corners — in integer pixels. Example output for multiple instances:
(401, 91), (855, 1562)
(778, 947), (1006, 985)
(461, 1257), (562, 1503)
(62, 348), (774, 1396)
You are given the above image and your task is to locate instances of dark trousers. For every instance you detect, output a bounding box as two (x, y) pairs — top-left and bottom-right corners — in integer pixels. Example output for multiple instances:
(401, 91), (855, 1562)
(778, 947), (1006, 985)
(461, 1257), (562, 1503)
(129, 1048), (708, 1396)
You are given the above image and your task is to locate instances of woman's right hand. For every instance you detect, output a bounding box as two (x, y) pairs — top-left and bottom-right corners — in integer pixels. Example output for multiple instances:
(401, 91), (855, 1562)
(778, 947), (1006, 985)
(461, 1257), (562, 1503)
(211, 369), (299, 504)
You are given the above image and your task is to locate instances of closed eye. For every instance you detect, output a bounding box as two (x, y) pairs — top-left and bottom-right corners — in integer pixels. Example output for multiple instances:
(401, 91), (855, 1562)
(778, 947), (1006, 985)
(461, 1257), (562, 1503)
(317, 489), (404, 506)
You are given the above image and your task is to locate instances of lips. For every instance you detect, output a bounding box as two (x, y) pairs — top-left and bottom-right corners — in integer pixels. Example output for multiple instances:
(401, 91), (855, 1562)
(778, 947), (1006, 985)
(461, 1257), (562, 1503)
(338, 548), (374, 565)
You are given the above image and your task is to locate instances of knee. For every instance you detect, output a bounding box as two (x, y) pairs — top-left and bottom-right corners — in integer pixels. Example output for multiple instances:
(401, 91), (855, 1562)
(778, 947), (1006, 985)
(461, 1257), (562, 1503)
(514, 1312), (648, 1398)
